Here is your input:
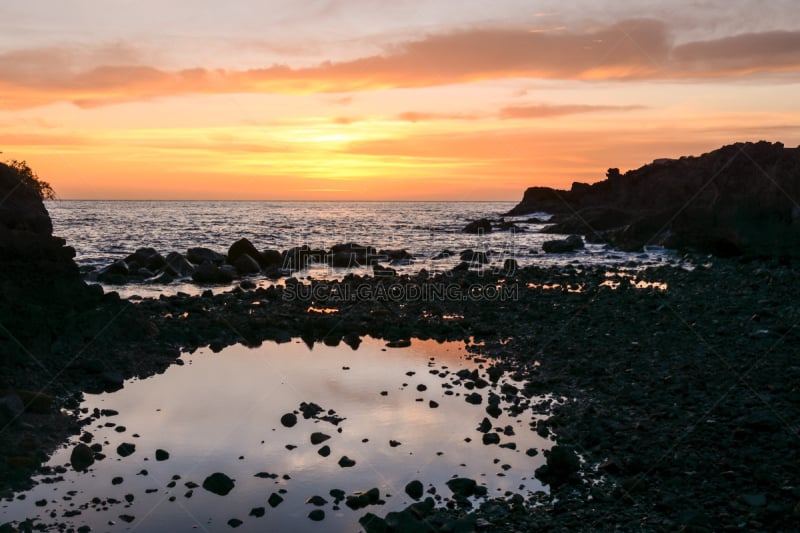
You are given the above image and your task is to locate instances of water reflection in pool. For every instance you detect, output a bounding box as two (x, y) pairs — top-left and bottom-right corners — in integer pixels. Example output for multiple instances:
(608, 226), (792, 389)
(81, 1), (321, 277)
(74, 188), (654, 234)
(1, 338), (552, 532)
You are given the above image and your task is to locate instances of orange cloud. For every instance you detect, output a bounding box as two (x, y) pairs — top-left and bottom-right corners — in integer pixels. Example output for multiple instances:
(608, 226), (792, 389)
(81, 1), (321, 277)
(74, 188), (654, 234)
(1, 20), (799, 109)
(498, 104), (645, 119)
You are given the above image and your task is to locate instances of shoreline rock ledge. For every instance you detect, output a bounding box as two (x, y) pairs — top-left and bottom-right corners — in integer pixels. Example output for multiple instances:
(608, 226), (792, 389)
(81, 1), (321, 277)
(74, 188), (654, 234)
(505, 141), (800, 257)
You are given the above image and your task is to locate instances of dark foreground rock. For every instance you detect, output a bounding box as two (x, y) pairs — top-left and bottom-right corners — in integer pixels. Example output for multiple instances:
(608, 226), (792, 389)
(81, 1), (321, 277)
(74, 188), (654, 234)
(507, 141), (800, 257)
(0, 162), (156, 492)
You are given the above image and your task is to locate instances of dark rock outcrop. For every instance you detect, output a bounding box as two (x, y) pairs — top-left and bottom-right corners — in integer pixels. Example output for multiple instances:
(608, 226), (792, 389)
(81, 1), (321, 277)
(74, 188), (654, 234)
(507, 141), (800, 256)
(462, 218), (492, 234)
(542, 235), (584, 253)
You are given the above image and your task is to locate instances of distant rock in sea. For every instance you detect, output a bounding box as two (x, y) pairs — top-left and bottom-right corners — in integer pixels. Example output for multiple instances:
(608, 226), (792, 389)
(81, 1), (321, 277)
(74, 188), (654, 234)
(506, 141), (800, 257)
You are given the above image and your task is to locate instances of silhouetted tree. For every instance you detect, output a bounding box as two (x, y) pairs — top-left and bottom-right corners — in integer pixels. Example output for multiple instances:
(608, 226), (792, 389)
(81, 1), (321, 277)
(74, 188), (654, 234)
(4, 159), (55, 200)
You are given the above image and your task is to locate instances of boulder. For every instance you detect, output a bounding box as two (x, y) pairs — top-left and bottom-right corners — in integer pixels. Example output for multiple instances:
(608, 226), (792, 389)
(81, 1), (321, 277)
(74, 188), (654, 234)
(186, 247), (225, 265)
(192, 261), (235, 284)
(70, 443), (95, 471)
(227, 238), (262, 266)
(124, 247), (165, 271)
(163, 252), (194, 277)
(96, 259), (129, 283)
(232, 253), (261, 275)
(261, 249), (282, 267)
(462, 218), (492, 234)
(542, 235), (584, 253)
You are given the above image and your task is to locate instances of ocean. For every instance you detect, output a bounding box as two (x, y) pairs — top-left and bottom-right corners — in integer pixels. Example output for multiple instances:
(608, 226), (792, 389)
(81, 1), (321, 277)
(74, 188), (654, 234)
(46, 200), (677, 296)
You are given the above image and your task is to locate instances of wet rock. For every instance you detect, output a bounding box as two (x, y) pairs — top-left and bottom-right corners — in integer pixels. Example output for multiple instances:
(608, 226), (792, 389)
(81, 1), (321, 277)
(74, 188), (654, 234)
(163, 251), (194, 276)
(227, 518), (243, 528)
(112, 476), (123, 485)
(446, 477), (478, 497)
(125, 247), (165, 272)
(268, 493), (284, 507)
(119, 514), (135, 523)
(249, 507), (265, 517)
(477, 417), (492, 433)
(318, 445), (331, 457)
(192, 261), (235, 284)
(202, 472), (235, 496)
(70, 443), (94, 471)
(310, 432), (331, 445)
(360, 512), (389, 533)
(338, 456), (356, 468)
(232, 253), (261, 275)
(116, 443), (136, 458)
(308, 509), (325, 521)
(306, 495), (328, 506)
(227, 238), (261, 265)
(463, 218), (492, 234)
(386, 339), (412, 348)
(405, 480), (424, 500)
(97, 259), (129, 283)
(535, 445), (580, 488)
(260, 249), (282, 267)
(542, 235), (584, 253)
(280, 413), (297, 427)
(482, 433), (500, 445)
(389, 440), (401, 447)
(465, 392), (482, 405)
(186, 247), (225, 265)
(155, 449), (169, 461)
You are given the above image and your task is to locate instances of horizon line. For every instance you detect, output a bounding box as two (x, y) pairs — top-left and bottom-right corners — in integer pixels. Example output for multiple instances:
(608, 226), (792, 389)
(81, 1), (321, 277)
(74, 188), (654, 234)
(46, 198), (520, 203)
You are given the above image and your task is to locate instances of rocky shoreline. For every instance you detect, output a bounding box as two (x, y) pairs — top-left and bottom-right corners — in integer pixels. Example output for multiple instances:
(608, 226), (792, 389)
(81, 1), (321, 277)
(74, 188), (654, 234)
(2, 155), (799, 531)
(2, 259), (799, 531)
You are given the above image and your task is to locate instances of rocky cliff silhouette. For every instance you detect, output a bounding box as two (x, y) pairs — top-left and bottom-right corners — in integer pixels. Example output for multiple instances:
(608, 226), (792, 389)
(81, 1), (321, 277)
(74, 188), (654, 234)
(507, 141), (800, 257)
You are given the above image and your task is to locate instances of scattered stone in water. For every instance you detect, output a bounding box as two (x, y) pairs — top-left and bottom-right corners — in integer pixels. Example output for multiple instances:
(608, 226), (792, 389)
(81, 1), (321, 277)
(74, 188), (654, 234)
(482, 433), (501, 445)
(35, 499), (47, 507)
(429, 400), (439, 408)
(285, 444), (297, 450)
(249, 506), (265, 517)
(380, 391), (388, 396)
(116, 443), (136, 457)
(124, 494), (134, 503)
(477, 418), (492, 433)
(155, 449), (170, 461)
(254, 472), (278, 479)
(185, 481), (199, 488)
(280, 413), (297, 427)
(114, 426), (126, 433)
(308, 509), (325, 521)
(465, 393), (483, 405)
(202, 472), (235, 496)
(446, 478), (478, 497)
(499, 442), (516, 450)
(310, 432), (331, 445)
(416, 384), (427, 391)
(338, 456), (356, 468)
(405, 480), (424, 500)
(112, 476), (123, 485)
(268, 493), (284, 507)
(70, 443), (94, 471)
(389, 440), (401, 447)
(318, 445), (331, 457)
(306, 495), (328, 506)
(227, 518), (243, 528)
(119, 514), (135, 523)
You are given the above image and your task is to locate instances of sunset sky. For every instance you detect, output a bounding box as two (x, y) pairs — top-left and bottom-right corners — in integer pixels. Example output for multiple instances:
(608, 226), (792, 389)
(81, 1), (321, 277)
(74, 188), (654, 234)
(1, 0), (799, 200)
